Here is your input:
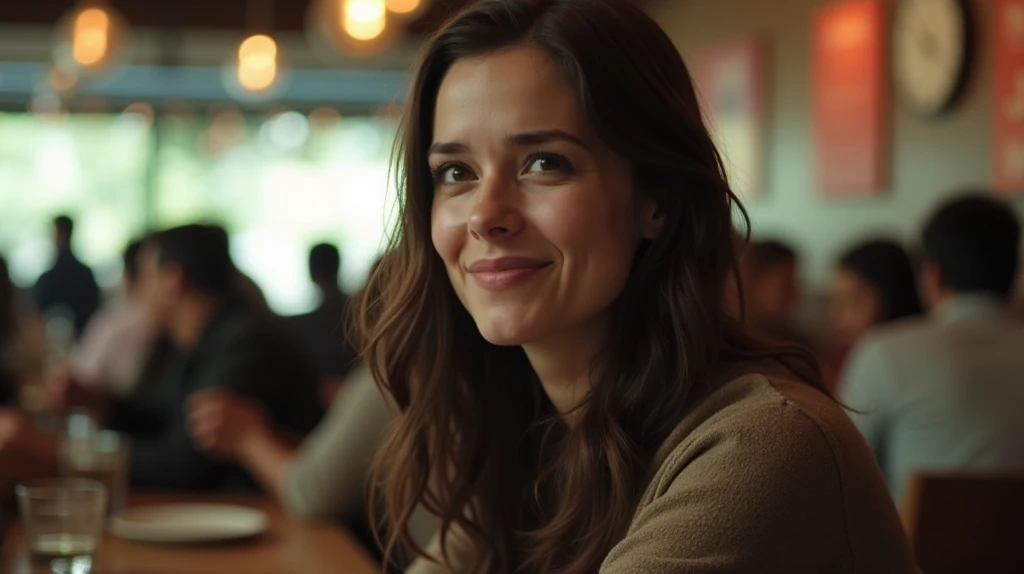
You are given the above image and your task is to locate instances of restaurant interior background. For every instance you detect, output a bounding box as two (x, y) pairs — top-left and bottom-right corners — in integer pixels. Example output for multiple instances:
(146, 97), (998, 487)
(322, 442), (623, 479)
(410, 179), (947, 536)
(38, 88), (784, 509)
(654, 0), (1012, 287)
(0, 0), (428, 314)
(3, 2), (1024, 572)
(0, 0), (1019, 318)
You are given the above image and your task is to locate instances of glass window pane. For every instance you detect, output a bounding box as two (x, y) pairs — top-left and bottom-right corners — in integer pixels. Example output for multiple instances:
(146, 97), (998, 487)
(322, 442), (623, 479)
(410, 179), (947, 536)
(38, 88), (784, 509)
(152, 111), (398, 315)
(0, 112), (150, 289)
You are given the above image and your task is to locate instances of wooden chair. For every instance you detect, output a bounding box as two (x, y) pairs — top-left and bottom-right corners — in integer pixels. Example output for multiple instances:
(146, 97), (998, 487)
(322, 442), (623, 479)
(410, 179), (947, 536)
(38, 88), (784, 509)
(902, 472), (1024, 574)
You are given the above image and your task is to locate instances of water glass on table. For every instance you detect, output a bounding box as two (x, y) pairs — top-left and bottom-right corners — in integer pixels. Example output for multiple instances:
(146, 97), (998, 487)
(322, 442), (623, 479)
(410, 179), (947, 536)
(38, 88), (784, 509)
(60, 427), (130, 517)
(15, 478), (108, 574)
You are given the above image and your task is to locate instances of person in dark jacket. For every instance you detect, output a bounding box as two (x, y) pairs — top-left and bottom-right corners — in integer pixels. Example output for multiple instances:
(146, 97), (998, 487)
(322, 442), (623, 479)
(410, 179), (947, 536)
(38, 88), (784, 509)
(32, 215), (100, 339)
(52, 225), (324, 490)
(287, 243), (358, 402)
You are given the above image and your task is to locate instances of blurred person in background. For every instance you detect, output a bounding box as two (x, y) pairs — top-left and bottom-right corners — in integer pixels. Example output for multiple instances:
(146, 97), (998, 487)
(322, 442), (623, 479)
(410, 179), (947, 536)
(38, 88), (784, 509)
(721, 231), (748, 320)
(66, 239), (155, 397)
(51, 225), (324, 490)
(187, 366), (437, 568)
(843, 194), (1024, 505)
(32, 215), (100, 339)
(0, 253), (58, 493)
(287, 243), (358, 403)
(0, 256), (18, 405)
(739, 239), (811, 348)
(185, 254), (437, 567)
(825, 240), (923, 389)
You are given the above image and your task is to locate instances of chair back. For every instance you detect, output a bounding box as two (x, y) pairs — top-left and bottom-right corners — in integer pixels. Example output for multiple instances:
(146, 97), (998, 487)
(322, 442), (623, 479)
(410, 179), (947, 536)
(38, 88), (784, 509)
(902, 472), (1024, 574)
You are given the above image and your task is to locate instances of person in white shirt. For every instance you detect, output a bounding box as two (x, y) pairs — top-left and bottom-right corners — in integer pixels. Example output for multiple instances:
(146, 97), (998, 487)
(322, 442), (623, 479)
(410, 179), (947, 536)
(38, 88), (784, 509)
(69, 239), (155, 396)
(842, 194), (1024, 505)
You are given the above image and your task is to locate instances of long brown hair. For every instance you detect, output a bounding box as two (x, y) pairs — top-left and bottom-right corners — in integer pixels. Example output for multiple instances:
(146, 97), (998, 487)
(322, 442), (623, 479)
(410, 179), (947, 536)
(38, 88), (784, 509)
(358, 0), (821, 571)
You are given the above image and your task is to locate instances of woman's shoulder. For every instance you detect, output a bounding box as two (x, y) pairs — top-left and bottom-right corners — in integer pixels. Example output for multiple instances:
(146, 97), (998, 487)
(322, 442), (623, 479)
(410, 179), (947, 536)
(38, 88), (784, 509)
(651, 362), (889, 497)
(654, 362), (857, 470)
(602, 363), (916, 573)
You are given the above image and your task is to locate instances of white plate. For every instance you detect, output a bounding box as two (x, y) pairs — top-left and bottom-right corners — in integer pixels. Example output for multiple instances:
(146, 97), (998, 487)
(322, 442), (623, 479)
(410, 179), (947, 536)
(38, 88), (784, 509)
(110, 504), (269, 543)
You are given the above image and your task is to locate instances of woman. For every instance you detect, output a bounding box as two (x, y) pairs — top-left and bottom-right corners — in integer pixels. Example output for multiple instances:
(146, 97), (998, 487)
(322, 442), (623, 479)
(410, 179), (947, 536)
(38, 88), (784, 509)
(359, 1), (917, 572)
(827, 240), (923, 386)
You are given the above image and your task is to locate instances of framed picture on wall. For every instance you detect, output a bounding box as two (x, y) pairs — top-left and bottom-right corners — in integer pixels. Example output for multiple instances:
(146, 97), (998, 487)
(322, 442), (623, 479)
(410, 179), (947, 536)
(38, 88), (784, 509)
(994, 0), (1024, 194)
(812, 0), (888, 197)
(694, 36), (768, 200)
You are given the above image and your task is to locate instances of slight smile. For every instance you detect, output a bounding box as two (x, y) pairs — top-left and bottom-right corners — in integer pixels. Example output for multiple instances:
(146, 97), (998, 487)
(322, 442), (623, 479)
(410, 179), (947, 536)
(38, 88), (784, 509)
(467, 257), (552, 291)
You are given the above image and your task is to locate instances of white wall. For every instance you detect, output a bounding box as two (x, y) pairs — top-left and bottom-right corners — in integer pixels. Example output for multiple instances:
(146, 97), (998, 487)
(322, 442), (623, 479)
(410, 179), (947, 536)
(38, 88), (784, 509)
(649, 0), (1016, 287)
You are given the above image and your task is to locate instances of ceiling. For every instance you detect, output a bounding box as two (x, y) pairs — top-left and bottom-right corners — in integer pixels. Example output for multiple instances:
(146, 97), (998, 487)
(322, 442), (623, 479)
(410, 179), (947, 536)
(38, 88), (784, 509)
(0, 0), (653, 109)
(0, 0), (477, 36)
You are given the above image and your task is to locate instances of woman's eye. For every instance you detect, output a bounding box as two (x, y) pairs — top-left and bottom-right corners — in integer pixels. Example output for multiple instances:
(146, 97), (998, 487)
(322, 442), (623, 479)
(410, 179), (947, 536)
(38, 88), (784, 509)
(437, 164), (475, 184)
(525, 155), (569, 174)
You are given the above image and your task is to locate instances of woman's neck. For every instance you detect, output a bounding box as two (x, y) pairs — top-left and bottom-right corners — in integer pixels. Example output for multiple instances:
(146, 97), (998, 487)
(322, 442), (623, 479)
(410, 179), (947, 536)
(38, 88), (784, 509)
(522, 315), (609, 419)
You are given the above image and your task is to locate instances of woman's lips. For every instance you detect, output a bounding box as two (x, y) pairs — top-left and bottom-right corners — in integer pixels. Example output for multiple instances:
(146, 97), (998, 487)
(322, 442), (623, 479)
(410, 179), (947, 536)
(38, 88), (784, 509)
(467, 257), (552, 291)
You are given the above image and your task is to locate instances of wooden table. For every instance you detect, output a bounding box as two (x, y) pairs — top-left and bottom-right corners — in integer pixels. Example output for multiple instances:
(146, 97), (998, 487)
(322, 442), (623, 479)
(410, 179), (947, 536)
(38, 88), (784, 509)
(1, 492), (380, 574)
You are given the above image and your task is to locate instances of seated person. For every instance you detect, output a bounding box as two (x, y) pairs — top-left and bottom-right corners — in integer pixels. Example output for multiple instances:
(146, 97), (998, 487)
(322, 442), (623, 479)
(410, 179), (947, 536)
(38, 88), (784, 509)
(843, 194), (1024, 504)
(54, 225), (325, 490)
(188, 256), (436, 564)
(352, 0), (916, 566)
(737, 239), (812, 348)
(187, 365), (385, 519)
(187, 365), (436, 562)
(825, 240), (922, 389)
(287, 243), (358, 403)
(68, 239), (155, 397)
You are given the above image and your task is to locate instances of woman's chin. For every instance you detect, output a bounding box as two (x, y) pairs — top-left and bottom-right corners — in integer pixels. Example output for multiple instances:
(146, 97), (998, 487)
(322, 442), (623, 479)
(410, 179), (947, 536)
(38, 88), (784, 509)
(474, 320), (536, 347)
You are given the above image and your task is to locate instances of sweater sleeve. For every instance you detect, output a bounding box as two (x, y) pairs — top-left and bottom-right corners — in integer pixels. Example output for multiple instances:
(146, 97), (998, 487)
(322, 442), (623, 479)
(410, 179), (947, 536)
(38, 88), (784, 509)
(281, 365), (391, 520)
(600, 402), (855, 574)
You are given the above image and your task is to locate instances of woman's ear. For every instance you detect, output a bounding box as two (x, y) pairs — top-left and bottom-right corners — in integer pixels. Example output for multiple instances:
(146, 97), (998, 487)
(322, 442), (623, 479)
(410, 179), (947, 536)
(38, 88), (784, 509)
(638, 199), (666, 240)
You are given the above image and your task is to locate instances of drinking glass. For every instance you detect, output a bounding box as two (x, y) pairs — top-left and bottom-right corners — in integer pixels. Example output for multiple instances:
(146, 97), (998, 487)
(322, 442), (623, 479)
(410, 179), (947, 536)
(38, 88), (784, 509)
(15, 478), (107, 574)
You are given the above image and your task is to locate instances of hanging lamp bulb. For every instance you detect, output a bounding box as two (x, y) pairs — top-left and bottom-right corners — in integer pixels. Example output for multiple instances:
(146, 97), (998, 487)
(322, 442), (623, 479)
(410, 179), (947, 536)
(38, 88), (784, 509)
(236, 33), (279, 93)
(53, 0), (130, 76)
(222, 32), (289, 101)
(306, 0), (395, 58)
(342, 0), (387, 41)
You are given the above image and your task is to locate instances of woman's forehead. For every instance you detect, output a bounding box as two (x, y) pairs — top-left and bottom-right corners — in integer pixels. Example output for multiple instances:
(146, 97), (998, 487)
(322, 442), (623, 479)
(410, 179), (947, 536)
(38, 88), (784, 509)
(431, 45), (589, 145)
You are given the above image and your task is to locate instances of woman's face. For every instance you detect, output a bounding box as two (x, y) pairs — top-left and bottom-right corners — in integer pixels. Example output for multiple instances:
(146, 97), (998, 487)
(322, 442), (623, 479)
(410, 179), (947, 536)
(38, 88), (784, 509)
(429, 44), (661, 347)
(828, 268), (883, 347)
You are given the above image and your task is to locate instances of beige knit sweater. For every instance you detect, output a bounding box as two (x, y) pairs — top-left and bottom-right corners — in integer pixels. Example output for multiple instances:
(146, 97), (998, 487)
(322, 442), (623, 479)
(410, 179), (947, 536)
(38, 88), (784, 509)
(409, 363), (918, 573)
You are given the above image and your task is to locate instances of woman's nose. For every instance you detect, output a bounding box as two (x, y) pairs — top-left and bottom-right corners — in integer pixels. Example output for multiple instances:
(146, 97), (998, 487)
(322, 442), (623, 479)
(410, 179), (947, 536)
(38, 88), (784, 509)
(467, 175), (525, 241)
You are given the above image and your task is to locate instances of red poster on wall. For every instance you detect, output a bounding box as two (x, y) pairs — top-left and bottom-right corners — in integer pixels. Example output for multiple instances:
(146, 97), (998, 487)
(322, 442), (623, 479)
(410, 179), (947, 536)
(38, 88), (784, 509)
(994, 0), (1024, 194)
(812, 0), (887, 197)
(695, 37), (767, 200)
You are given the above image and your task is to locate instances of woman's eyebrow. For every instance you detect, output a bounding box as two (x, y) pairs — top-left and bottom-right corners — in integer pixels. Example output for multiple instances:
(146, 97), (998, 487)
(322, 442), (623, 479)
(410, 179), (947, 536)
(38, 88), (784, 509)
(427, 129), (589, 157)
